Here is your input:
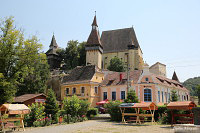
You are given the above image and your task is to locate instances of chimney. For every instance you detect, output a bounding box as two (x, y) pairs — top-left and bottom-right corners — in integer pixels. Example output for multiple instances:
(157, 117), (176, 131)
(120, 73), (123, 81)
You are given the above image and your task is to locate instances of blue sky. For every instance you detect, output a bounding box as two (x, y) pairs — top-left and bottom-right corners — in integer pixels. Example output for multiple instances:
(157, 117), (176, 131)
(1, 0), (200, 82)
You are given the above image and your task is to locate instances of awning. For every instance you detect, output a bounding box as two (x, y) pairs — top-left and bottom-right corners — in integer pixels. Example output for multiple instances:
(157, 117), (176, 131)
(0, 104), (30, 114)
(96, 99), (109, 105)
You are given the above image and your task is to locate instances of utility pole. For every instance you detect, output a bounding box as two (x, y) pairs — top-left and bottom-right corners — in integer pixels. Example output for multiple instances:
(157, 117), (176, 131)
(125, 53), (130, 92)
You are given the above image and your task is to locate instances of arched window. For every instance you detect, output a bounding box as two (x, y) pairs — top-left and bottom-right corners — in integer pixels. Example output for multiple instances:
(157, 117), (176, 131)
(144, 88), (152, 102)
(73, 88), (76, 94)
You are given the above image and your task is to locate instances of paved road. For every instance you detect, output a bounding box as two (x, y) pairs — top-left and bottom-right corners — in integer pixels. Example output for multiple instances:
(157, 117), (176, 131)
(17, 120), (107, 133)
(15, 120), (174, 133)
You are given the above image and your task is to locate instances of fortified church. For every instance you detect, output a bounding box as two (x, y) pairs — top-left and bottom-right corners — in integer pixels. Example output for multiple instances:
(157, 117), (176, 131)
(45, 14), (190, 107)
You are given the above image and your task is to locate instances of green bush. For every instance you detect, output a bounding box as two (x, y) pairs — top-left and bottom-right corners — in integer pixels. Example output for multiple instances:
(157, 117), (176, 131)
(154, 105), (168, 121)
(86, 108), (98, 118)
(24, 103), (46, 127)
(104, 100), (122, 121)
(78, 100), (90, 117)
(62, 95), (89, 123)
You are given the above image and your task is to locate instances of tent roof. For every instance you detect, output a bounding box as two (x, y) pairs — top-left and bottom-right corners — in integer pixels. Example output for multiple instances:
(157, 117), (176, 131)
(0, 104), (30, 114)
(167, 101), (196, 110)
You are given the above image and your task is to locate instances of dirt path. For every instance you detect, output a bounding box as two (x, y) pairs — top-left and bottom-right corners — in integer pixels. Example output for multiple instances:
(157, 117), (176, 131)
(16, 120), (174, 133)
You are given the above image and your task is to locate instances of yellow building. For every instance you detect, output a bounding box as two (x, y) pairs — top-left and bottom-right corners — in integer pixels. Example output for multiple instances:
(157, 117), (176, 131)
(60, 65), (104, 107)
(101, 27), (144, 71)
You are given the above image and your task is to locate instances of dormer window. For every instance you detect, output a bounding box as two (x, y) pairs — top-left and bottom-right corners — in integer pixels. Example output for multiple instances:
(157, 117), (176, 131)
(145, 78), (149, 82)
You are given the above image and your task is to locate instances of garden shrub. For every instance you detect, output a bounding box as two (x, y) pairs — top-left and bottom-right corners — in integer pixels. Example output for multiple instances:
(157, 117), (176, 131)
(86, 108), (98, 118)
(62, 95), (89, 123)
(78, 100), (90, 117)
(154, 105), (168, 121)
(154, 105), (182, 124)
(63, 95), (81, 117)
(104, 100), (122, 121)
(24, 103), (46, 127)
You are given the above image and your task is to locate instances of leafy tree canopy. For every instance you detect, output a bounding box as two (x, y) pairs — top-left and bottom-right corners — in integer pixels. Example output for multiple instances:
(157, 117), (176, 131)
(196, 85), (200, 105)
(183, 76), (200, 96)
(62, 40), (86, 70)
(0, 17), (50, 104)
(107, 57), (125, 72)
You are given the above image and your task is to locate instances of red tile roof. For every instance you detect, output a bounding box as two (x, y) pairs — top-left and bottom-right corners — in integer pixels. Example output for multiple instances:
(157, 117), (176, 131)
(101, 70), (142, 86)
(167, 101), (196, 110)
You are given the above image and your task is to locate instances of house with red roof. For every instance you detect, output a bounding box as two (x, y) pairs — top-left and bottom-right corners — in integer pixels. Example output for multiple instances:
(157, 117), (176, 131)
(99, 63), (190, 105)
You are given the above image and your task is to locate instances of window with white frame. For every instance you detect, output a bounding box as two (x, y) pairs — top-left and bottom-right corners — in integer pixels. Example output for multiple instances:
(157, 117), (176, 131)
(103, 92), (107, 100)
(162, 91), (164, 103)
(72, 88), (76, 94)
(121, 91), (125, 100)
(66, 88), (69, 96)
(165, 92), (167, 103)
(144, 88), (152, 102)
(95, 86), (98, 94)
(158, 91), (160, 102)
(112, 91), (116, 101)
(168, 93), (170, 103)
(81, 87), (85, 94)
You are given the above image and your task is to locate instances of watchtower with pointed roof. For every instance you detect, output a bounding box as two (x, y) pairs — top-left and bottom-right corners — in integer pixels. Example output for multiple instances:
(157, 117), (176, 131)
(85, 14), (103, 69)
(172, 71), (180, 82)
(46, 35), (61, 69)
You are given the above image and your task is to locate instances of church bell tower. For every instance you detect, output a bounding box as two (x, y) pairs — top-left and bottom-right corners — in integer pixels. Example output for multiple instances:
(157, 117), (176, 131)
(85, 13), (103, 69)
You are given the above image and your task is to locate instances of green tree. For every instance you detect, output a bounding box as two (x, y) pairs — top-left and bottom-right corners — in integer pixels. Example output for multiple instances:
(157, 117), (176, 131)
(44, 89), (59, 123)
(107, 57), (125, 72)
(170, 90), (178, 102)
(124, 90), (139, 103)
(196, 85), (200, 105)
(77, 41), (86, 66)
(16, 53), (50, 96)
(0, 17), (45, 104)
(64, 40), (79, 70)
(183, 77), (200, 96)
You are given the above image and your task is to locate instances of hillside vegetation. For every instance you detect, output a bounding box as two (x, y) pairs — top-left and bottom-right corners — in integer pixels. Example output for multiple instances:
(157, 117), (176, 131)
(183, 77), (200, 96)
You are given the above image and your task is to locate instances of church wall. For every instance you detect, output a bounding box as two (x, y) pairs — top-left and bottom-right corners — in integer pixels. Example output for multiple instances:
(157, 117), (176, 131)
(103, 49), (143, 71)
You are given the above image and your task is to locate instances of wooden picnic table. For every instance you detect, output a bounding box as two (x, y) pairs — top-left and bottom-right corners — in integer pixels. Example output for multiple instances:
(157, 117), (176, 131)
(119, 102), (158, 124)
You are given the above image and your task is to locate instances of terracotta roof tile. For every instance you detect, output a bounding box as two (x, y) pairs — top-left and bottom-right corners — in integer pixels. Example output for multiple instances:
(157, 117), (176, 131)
(101, 70), (142, 86)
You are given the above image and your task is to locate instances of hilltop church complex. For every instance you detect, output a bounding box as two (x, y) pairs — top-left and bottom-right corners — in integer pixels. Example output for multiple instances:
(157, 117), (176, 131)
(46, 15), (190, 107)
